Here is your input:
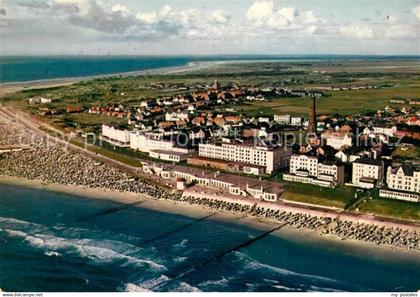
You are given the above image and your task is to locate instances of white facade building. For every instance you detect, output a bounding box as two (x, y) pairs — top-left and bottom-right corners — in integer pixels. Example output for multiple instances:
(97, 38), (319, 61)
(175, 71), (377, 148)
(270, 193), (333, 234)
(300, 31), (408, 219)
(351, 158), (384, 189)
(101, 124), (130, 147)
(129, 132), (190, 162)
(146, 164), (285, 201)
(198, 143), (291, 174)
(379, 165), (420, 202)
(284, 154), (345, 187)
(149, 150), (189, 162)
(29, 96), (52, 104)
(290, 117), (303, 126)
(274, 114), (291, 125)
(321, 132), (353, 150)
(289, 154), (319, 176)
(372, 126), (397, 137)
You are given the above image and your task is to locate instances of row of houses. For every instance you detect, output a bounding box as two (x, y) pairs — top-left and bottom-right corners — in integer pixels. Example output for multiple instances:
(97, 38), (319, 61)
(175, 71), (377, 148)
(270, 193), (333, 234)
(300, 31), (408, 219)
(142, 162), (284, 202)
(284, 153), (419, 202)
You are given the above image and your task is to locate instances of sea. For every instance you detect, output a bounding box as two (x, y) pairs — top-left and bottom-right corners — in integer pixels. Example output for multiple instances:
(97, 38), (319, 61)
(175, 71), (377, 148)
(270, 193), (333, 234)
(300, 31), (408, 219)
(1, 55), (419, 84)
(0, 184), (419, 292)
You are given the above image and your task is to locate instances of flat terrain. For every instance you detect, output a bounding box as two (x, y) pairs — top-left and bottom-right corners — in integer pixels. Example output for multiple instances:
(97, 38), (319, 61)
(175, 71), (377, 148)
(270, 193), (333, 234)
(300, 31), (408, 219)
(358, 198), (420, 221)
(236, 84), (420, 116)
(1, 59), (419, 221)
(281, 182), (357, 209)
(3, 60), (420, 118)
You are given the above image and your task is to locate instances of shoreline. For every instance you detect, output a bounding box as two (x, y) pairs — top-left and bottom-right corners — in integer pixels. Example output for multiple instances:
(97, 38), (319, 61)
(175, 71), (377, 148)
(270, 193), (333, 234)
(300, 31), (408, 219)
(1, 175), (419, 263)
(0, 61), (218, 97)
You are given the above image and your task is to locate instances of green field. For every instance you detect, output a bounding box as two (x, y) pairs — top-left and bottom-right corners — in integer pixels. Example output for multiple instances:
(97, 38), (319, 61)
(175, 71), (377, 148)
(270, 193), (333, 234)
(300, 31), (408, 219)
(281, 182), (357, 209)
(4, 60), (420, 120)
(392, 145), (420, 161)
(235, 83), (420, 116)
(357, 197), (420, 221)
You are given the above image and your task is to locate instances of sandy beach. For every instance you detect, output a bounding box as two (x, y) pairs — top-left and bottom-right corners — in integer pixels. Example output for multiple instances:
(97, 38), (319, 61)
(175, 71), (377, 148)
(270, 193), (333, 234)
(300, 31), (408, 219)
(0, 60), (217, 97)
(1, 175), (419, 264)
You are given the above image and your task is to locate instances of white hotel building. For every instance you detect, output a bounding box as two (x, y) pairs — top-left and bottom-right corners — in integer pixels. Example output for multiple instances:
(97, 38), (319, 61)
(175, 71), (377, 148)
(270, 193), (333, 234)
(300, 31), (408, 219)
(274, 114), (291, 125)
(321, 131), (353, 150)
(198, 142), (292, 174)
(101, 125), (190, 162)
(380, 165), (420, 202)
(283, 154), (345, 188)
(101, 124), (131, 147)
(350, 158), (384, 189)
(130, 132), (191, 162)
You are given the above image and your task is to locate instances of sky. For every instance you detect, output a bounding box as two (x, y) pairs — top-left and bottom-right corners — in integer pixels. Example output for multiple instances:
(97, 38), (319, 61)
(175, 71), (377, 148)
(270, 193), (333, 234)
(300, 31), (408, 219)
(0, 0), (419, 56)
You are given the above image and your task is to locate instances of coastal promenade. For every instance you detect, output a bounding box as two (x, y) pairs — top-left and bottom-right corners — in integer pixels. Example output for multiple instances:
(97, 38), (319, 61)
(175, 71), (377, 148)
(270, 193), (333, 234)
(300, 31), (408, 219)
(0, 106), (419, 250)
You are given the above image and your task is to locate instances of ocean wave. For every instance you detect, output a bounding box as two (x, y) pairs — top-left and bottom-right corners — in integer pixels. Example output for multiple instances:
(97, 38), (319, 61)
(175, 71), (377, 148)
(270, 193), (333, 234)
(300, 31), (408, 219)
(3, 229), (28, 238)
(122, 283), (152, 292)
(76, 244), (166, 271)
(122, 275), (172, 292)
(308, 285), (346, 292)
(174, 282), (202, 292)
(173, 256), (187, 263)
(5, 228), (167, 272)
(272, 284), (298, 291)
(199, 277), (229, 289)
(233, 251), (346, 287)
(54, 225), (144, 244)
(173, 239), (188, 250)
(44, 251), (62, 257)
(0, 216), (44, 229)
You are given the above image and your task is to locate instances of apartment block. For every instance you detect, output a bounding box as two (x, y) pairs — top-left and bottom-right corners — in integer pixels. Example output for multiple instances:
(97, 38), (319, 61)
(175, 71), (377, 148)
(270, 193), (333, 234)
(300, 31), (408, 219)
(283, 154), (345, 188)
(198, 142), (292, 174)
(350, 158), (384, 189)
(379, 165), (420, 202)
(321, 131), (353, 150)
(130, 132), (190, 162)
(101, 124), (130, 147)
(290, 117), (303, 126)
(274, 114), (291, 125)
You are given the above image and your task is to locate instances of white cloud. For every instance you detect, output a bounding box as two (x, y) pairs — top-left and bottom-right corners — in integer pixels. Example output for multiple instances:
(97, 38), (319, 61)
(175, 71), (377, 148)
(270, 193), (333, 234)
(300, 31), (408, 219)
(277, 7), (297, 23)
(305, 25), (317, 35)
(246, 0), (321, 32)
(212, 9), (230, 24)
(160, 4), (174, 18)
(246, 0), (274, 23)
(2, 0), (419, 55)
(383, 24), (418, 39)
(136, 11), (158, 24)
(340, 25), (374, 39)
(112, 4), (128, 14)
(412, 5), (420, 21)
(302, 11), (318, 24)
(53, 0), (90, 14)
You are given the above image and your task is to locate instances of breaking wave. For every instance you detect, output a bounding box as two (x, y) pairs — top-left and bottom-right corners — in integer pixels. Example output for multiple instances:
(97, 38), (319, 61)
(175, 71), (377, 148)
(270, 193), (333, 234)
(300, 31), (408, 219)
(174, 282), (202, 292)
(233, 252), (347, 289)
(4, 228), (167, 272)
(173, 239), (188, 250)
(44, 251), (62, 257)
(199, 277), (229, 289)
(121, 275), (171, 292)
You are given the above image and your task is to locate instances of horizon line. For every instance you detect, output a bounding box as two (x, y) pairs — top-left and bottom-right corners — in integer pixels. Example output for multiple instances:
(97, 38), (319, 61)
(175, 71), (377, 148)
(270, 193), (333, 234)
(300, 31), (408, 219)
(1, 54), (420, 58)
